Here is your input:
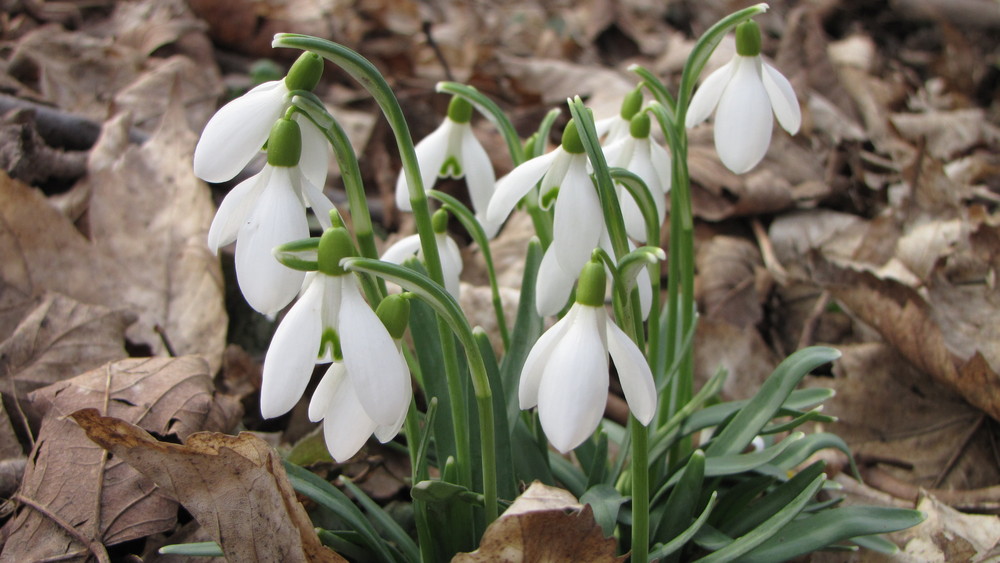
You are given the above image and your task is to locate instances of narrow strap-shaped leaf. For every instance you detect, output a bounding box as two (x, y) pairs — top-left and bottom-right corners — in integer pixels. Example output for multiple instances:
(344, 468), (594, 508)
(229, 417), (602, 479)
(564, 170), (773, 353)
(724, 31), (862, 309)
(735, 506), (925, 563)
(339, 476), (420, 563)
(647, 491), (717, 560)
(722, 461), (827, 538)
(499, 238), (544, 427)
(580, 483), (627, 537)
(653, 450), (705, 561)
(693, 474), (825, 563)
(474, 328), (516, 501)
(706, 347), (840, 457)
(158, 542), (224, 557)
(679, 387), (834, 437)
(284, 461), (399, 563)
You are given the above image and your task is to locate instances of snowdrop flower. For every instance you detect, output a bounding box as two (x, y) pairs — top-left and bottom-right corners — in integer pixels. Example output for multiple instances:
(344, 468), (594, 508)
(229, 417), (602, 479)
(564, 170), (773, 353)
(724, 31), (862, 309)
(207, 118), (336, 317)
(685, 20), (801, 174)
(595, 86), (644, 146)
(261, 227), (411, 452)
(488, 119), (603, 273)
(308, 294), (411, 461)
(194, 52), (326, 184)
(603, 112), (670, 242)
(535, 231), (654, 320)
(519, 259), (656, 453)
(380, 210), (463, 299)
(395, 96), (497, 236)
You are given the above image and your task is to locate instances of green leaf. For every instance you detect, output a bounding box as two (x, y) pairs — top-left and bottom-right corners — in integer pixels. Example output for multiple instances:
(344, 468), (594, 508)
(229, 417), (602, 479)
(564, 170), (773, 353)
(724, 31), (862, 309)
(679, 388), (834, 438)
(654, 450), (705, 561)
(693, 474), (825, 563)
(647, 491), (717, 560)
(158, 542), (224, 557)
(721, 461), (827, 538)
(338, 476), (420, 563)
(766, 432), (860, 478)
(705, 347), (840, 457)
(284, 461), (400, 563)
(735, 507), (925, 562)
(474, 328), (517, 501)
(580, 483), (626, 536)
(499, 238), (544, 428)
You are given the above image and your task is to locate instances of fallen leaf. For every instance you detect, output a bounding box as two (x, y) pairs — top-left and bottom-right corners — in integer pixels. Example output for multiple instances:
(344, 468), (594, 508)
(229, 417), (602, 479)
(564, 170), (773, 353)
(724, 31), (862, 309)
(0, 293), (133, 400)
(71, 409), (344, 563)
(696, 236), (767, 328)
(79, 92), (227, 374)
(807, 343), (999, 492)
(453, 481), (622, 562)
(894, 494), (1000, 562)
(1, 356), (238, 562)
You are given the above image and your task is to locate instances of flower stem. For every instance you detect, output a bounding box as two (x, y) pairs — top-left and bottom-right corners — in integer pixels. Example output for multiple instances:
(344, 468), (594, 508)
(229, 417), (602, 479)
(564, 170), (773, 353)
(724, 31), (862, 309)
(630, 419), (650, 563)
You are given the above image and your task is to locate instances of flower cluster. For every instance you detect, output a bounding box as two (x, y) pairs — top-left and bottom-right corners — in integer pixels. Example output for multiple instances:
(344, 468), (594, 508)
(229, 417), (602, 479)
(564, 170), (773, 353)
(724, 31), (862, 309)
(195, 13), (801, 460)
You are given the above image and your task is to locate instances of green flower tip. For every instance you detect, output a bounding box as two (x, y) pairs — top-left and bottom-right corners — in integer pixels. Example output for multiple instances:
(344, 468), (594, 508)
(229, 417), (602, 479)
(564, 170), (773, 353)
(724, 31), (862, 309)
(575, 260), (606, 307)
(432, 209), (450, 233)
(620, 87), (644, 120)
(329, 209), (344, 228)
(376, 294), (411, 340)
(266, 118), (302, 167)
(284, 51), (324, 92)
(561, 119), (586, 154)
(736, 20), (762, 57)
(523, 133), (539, 157)
(629, 112), (651, 139)
(318, 227), (355, 276)
(447, 96), (473, 124)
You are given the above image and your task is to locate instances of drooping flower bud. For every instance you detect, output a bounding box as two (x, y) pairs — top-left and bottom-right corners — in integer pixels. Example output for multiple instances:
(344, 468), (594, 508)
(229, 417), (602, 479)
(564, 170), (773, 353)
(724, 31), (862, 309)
(284, 51), (324, 92)
(376, 294), (411, 341)
(266, 118), (303, 167)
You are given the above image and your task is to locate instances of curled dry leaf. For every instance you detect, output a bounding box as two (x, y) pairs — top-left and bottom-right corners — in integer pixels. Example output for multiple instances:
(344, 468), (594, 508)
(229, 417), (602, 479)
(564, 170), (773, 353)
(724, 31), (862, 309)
(0, 357), (241, 562)
(453, 481), (623, 563)
(71, 409), (345, 563)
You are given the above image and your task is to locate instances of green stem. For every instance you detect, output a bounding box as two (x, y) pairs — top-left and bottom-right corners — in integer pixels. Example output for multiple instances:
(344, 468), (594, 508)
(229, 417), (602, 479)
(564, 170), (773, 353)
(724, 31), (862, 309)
(631, 419), (650, 563)
(343, 257), (499, 523)
(430, 190), (510, 350)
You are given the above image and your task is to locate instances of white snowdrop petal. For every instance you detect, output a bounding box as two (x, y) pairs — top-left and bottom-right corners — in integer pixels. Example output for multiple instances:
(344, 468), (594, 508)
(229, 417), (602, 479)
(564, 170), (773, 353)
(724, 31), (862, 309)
(339, 279), (410, 427)
(459, 124), (496, 218)
(439, 233), (464, 299)
(537, 306), (609, 453)
(297, 116), (330, 189)
(309, 362), (347, 422)
(714, 57), (774, 174)
(260, 278), (325, 419)
(552, 155), (602, 272)
(207, 171), (267, 253)
(762, 62), (802, 135)
(535, 245), (577, 317)
(685, 59), (735, 128)
(380, 234), (423, 264)
(487, 150), (560, 225)
(194, 81), (287, 183)
(395, 121), (452, 212)
(321, 375), (379, 462)
(606, 319), (657, 425)
(519, 306), (577, 409)
(298, 173), (336, 230)
(235, 167), (309, 316)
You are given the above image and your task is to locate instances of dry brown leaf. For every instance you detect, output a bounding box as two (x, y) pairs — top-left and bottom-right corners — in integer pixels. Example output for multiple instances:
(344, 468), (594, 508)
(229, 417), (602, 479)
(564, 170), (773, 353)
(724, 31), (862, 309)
(0, 356), (238, 562)
(80, 94), (226, 374)
(453, 481), (622, 563)
(890, 109), (1000, 161)
(808, 343), (999, 492)
(0, 293), (133, 400)
(695, 318), (779, 401)
(697, 236), (767, 328)
(71, 409), (345, 563)
(6, 25), (144, 121)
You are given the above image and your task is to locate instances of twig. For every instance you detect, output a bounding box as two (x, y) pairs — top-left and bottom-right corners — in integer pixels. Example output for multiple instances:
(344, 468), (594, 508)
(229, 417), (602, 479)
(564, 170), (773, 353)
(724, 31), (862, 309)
(153, 324), (176, 357)
(861, 466), (1000, 514)
(931, 414), (985, 489)
(422, 20), (454, 82)
(751, 217), (789, 287)
(14, 493), (112, 563)
(796, 290), (830, 350)
(4, 363), (34, 449)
